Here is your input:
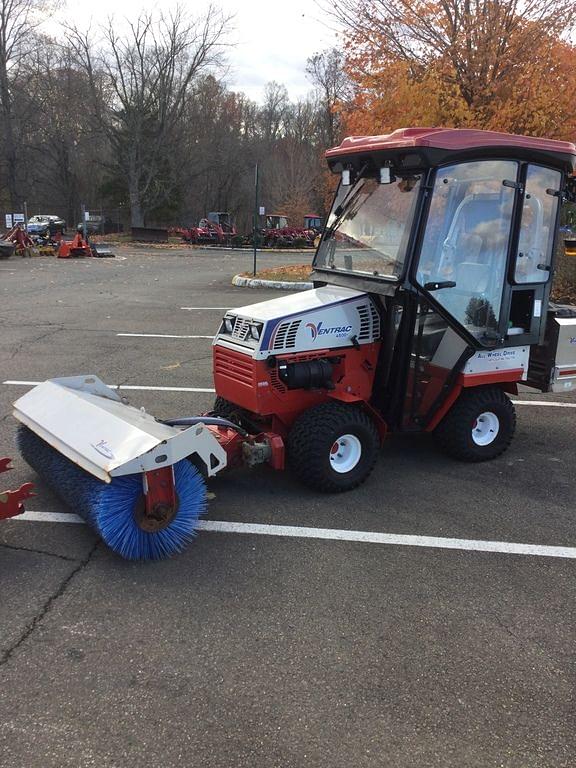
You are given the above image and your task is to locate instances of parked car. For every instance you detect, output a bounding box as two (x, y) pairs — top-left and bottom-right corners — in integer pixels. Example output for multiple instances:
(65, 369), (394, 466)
(27, 215), (66, 237)
(77, 215), (105, 235)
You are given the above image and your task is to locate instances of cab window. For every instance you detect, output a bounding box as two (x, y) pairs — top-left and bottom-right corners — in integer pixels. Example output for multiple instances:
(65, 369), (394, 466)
(514, 165), (561, 284)
(417, 160), (518, 343)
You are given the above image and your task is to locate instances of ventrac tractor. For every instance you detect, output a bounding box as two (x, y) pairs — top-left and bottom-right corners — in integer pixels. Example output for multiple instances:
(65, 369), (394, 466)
(211, 128), (576, 490)
(12, 128), (576, 561)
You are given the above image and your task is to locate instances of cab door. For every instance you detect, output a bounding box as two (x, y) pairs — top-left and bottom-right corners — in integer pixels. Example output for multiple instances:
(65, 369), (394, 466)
(505, 164), (562, 344)
(414, 159), (518, 346)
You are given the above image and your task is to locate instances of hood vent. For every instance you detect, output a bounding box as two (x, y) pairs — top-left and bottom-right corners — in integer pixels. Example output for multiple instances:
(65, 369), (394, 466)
(272, 319), (301, 350)
(231, 317), (250, 341)
(357, 303), (380, 341)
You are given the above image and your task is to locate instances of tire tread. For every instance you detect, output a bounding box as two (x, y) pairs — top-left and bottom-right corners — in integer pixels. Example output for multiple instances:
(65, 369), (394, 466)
(288, 402), (379, 492)
(435, 386), (516, 462)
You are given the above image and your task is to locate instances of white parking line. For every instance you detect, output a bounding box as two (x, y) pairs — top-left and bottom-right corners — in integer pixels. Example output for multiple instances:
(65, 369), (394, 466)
(3, 380), (216, 393)
(513, 400), (576, 408)
(12, 511), (576, 559)
(117, 333), (214, 339)
(181, 307), (232, 311)
(4, 380), (576, 407)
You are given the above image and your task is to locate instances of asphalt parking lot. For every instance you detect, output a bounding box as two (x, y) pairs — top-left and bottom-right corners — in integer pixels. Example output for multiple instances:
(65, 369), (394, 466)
(1, 247), (575, 767)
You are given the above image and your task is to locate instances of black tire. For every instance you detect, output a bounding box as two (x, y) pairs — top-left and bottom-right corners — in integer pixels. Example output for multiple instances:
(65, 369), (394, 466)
(434, 386), (516, 462)
(287, 402), (380, 493)
(211, 396), (247, 426)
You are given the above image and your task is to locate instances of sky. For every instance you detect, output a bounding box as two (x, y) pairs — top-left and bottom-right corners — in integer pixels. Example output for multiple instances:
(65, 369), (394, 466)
(49, 0), (339, 103)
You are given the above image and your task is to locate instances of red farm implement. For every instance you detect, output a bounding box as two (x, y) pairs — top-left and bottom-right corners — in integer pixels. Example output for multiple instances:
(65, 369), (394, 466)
(0, 458), (34, 521)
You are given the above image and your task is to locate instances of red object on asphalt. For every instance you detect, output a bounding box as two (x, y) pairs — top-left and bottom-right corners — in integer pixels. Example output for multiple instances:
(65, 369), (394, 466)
(0, 458), (34, 520)
(58, 232), (93, 258)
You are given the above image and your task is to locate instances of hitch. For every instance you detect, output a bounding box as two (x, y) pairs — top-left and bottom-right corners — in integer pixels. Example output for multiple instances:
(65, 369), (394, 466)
(0, 457), (35, 520)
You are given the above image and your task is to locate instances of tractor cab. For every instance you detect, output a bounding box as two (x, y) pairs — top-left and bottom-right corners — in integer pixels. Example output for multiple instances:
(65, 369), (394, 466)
(207, 211), (236, 235)
(315, 128), (576, 351)
(265, 214), (289, 229)
(304, 215), (323, 231)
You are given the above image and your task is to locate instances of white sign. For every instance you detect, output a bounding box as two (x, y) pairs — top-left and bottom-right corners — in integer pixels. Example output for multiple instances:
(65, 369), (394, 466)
(84, 210), (90, 221)
(259, 206), (265, 216)
(5, 214), (13, 228)
(13, 213), (24, 223)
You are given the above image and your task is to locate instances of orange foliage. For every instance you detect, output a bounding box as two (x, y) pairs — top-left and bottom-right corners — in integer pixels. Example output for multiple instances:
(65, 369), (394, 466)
(338, 1), (576, 141)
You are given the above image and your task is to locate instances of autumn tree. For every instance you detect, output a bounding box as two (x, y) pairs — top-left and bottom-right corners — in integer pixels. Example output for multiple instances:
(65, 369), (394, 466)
(329, 0), (576, 138)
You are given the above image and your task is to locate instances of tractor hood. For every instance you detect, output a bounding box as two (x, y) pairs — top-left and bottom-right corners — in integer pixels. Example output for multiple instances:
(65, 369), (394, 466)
(213, 286), (381, 360)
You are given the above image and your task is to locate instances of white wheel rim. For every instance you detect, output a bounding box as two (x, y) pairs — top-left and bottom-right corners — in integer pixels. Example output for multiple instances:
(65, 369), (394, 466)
(330, 434), (362, 473)
(471, 411), (500, 446)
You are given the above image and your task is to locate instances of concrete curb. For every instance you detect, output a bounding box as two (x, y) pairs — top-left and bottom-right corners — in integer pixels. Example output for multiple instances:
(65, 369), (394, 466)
(232, 274), (313, 291)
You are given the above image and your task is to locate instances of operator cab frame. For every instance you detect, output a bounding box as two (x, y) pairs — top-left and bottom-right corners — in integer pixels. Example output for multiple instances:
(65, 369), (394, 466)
(313, 127), (576, 351)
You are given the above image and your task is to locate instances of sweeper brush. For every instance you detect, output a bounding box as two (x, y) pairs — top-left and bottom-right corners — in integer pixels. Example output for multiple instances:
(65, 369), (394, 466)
(17, 426), (206, 560)
(13, 375), (230, 561)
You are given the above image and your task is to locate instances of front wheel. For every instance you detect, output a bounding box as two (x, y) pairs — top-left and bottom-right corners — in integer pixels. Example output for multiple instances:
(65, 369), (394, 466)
(434, 386), (516, 462)
(287, 402), (380, 492)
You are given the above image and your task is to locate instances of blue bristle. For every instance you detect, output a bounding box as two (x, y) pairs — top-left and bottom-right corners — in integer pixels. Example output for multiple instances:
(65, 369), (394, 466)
(17, 425), (207, 560)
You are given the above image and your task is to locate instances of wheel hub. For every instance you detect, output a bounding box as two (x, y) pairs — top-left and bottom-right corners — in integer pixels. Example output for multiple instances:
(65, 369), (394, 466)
(133, 494), (179, 533)
(471, 411), (500, 446)
(329, 434), (362, 474)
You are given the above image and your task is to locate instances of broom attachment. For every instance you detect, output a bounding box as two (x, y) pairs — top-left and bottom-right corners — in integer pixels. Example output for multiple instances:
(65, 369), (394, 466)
(12, 375), (228, 484)
(12, 376), (230, 559)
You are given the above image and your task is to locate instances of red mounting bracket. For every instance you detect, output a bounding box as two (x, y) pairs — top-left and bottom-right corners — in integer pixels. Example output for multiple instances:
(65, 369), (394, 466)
(134, 466), (178, 533)
(0, 458), (35, 521)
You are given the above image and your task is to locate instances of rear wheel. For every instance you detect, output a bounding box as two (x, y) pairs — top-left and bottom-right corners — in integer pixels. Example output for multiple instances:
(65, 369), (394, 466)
(434, 386), (516, 462)
(287, 402), (380, 492)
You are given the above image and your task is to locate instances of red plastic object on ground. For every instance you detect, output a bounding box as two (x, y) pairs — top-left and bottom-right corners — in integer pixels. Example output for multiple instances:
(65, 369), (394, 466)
(58, 232), (93, 258)
(0, 458), (34, 520)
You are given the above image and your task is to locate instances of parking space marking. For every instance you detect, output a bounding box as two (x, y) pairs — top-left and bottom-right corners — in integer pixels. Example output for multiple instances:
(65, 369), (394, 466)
(3, 380), (216, 393)
(11, 511), (576, 559)
(181, 307), (233, 311)
(117, 333), (214, 339)
(513, 400), (576, 408)
(5, 381), (576, 406)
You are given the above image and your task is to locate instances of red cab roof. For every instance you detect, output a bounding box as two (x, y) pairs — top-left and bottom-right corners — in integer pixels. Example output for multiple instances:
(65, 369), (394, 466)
(326, 127), (576, 168)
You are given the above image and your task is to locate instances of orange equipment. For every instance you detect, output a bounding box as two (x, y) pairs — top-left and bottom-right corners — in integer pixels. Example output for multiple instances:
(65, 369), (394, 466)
(58, 231), (93, 258)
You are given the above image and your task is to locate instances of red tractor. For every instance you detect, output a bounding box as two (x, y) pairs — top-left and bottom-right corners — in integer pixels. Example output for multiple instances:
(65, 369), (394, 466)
(261, 214), (316, 247)
(182, 212), (237, 245)
(12, 127), (576, 560)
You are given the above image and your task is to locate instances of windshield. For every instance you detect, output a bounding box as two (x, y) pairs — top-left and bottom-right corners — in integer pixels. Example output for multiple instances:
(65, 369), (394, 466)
(314, 175), (422, 280)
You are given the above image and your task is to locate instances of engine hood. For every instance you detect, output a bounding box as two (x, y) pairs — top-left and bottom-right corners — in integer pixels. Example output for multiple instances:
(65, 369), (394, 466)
(214, 285), (381, 360)
(232, 285), (367, 322)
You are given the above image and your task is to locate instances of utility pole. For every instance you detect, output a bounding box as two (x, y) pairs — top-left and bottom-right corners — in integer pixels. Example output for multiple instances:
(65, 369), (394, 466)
(81, 203), (87, 241)
(253, 163), (259, 277)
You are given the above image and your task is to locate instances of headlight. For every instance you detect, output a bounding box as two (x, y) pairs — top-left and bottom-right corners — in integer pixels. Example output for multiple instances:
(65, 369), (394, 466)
(249, 323), (262, 340)
(223, 317), (235, 333)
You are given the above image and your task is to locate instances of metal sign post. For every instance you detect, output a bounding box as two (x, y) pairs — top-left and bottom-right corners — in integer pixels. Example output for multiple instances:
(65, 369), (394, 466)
(253, 163), (259, 277)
